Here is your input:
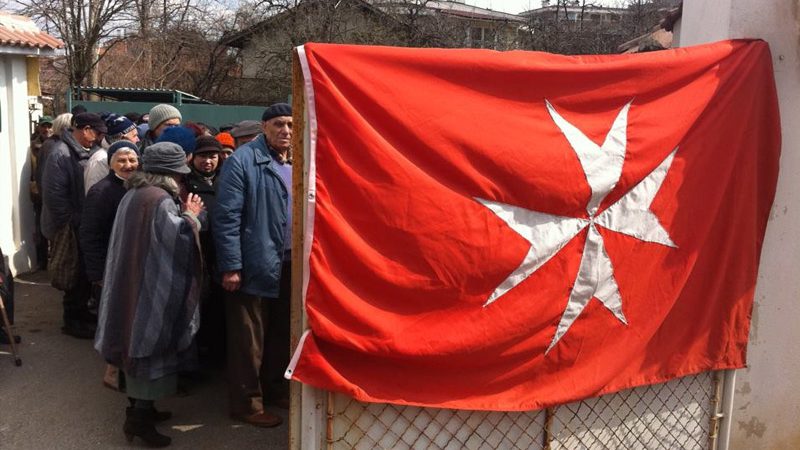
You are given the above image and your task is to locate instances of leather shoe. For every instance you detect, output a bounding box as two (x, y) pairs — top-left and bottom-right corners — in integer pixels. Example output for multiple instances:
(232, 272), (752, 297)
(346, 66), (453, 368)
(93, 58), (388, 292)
(231, 411), (283, 428)
(266, 397), (290, 410)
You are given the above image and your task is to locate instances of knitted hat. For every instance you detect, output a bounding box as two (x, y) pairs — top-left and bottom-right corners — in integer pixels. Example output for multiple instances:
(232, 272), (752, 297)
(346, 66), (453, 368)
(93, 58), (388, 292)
(230, 120), (262, 138)
(73, 113), (108, 133)
(215, 132), (235, 150)
(105, 114), (137, 139)
(156, 126), (197, 154)
(262, 103), (292, 122)
(148, 104), (182, 130)
(107, 140), (139, 164)
(142, 142), (190, 175)
(195, 135), (223, 154)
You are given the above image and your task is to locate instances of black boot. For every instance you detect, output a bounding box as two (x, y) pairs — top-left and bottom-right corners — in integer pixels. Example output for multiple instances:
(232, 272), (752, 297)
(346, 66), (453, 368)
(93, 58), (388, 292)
(61, 319), (95, 339)
(150, 408), (172, 423)
(128, 398), (172, 423)
(123, 407), (172, 447)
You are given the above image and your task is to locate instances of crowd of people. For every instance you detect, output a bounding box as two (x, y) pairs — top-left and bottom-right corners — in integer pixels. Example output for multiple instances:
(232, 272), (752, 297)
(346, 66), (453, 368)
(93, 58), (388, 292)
(28, 102), (294, 447)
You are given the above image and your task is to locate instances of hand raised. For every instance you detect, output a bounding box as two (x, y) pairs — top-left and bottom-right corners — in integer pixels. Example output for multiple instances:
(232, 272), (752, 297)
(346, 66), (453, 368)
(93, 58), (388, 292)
(184, 193), (206, 216)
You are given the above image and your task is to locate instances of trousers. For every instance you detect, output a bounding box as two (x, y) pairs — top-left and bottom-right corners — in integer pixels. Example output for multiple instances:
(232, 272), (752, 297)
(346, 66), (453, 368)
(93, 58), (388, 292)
(226, 264), (290, 416)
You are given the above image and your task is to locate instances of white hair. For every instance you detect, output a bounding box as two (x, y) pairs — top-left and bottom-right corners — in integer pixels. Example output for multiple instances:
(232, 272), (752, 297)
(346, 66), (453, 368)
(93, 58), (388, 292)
(51, 113), (73, 136)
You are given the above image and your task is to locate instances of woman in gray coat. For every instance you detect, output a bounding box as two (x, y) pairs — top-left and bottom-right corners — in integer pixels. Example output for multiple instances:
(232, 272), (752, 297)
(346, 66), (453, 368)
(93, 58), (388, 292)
(94, 142), (204, 447)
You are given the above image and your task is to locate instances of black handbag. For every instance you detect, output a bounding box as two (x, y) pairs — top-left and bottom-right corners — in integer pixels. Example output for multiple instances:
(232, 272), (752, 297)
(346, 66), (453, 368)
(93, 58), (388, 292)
(49, 224), (79, 291)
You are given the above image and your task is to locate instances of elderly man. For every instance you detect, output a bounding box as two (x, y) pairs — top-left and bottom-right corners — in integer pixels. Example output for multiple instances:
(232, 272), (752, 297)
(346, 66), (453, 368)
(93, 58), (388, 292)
(230, 120), (262, 149)
(213, 103), (292, 428)
(30, 115), (53, 270)
(138, 104), (182, 151)
(42, 112), (106, 339)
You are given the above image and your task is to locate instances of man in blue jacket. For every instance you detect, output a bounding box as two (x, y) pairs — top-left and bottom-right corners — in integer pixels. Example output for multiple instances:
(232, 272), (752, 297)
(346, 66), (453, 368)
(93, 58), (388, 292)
(212, 103), (292, 428)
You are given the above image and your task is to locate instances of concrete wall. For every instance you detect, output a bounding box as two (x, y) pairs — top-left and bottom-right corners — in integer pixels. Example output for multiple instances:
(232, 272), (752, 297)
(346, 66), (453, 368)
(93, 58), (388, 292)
(0, 54), (35, 275)
(678, 1), (800, 449)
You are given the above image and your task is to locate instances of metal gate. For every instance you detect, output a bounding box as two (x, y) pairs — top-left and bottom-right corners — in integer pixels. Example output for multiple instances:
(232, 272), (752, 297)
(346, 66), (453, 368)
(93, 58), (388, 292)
(320, 371), (721, 450)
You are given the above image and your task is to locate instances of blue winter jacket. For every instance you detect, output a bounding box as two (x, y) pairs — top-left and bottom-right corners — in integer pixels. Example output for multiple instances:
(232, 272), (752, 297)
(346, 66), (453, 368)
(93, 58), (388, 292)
(212, 134), (290, 298)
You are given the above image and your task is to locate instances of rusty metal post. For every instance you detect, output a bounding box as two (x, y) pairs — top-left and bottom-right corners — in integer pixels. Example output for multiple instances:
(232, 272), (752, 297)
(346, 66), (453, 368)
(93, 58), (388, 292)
(708, 371), (724, 450)
(326, 391), (336, 450)
(543, 407), (555, 450)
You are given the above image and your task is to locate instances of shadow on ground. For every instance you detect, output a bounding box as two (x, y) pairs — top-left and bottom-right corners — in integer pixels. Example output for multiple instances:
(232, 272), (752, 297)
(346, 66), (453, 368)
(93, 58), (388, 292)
(0, 271), (288, 449)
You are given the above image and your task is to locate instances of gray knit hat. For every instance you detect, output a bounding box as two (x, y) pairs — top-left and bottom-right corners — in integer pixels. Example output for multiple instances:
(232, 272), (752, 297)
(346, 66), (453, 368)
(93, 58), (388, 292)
(142, 142), (190, 175)
(148, 104), (182, 130)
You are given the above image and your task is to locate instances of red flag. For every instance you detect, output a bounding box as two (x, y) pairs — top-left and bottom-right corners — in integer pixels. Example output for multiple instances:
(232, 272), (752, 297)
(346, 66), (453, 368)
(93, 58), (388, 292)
(287, 40), (781, 411)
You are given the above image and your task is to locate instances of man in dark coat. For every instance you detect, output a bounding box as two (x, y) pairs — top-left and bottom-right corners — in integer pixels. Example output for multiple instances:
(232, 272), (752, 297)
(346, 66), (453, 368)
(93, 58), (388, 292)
(41, 112), (106, 339)
(29, 116), (53, 270)
(186, 136), (224, 364)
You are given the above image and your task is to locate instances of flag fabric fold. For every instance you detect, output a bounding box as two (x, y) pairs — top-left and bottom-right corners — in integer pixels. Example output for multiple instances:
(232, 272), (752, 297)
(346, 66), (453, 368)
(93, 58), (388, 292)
(288, 40), (780, 411)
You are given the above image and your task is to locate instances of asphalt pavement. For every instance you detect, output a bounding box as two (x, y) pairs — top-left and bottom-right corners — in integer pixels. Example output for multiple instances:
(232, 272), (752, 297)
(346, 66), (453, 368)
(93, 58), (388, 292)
(0, 270), (289, 449)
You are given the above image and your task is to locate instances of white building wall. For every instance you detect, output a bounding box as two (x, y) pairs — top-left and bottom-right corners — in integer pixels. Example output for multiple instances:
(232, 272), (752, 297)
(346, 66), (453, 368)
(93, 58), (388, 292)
(678, 1), (800, 449)
(0, 54), (35, 274)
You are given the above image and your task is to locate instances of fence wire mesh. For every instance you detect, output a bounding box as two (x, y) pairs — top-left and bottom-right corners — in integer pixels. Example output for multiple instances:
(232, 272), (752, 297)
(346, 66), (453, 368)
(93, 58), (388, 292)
(326, 372), (717, 450)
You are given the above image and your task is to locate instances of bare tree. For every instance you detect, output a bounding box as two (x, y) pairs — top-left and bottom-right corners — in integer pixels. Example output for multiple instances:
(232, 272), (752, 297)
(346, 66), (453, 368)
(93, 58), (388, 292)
(17, 0), (134, 86)
(226, 0), (515, 104)
(520, 0), (675, 55)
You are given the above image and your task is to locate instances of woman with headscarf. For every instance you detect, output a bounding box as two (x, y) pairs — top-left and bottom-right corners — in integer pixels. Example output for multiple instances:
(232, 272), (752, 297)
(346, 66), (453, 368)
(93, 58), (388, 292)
(94, 142), (204, 447)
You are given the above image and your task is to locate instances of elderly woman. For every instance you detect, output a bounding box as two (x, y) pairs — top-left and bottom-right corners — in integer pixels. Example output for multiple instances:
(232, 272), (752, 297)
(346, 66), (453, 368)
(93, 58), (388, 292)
(94, 142), (204, 447)
(80, 141), (140, 288)
(79, 140), (139, 391)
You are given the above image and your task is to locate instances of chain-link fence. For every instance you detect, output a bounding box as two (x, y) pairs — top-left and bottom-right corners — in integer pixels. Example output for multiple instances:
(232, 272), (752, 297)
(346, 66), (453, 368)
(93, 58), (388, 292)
(325, 372), (719, 450)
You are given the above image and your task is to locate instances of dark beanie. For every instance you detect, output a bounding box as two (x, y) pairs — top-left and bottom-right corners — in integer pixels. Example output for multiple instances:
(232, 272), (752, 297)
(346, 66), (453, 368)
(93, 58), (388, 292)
(74, 113), (108, 133)
(107, 140), (140, 164)
(194, 135), (223, 154)
(156, 126), (197, 154)
(105, 114), (137, 138)
(262, 103), (292, 122)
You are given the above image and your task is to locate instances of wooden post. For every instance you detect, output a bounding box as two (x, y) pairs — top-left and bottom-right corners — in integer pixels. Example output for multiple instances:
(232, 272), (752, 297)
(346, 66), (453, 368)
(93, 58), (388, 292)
(289, 47), (306, 450)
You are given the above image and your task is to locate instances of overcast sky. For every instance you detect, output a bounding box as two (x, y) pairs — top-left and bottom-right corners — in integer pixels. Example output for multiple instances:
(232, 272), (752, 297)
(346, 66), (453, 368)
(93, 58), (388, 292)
(465, 0), (624, 14)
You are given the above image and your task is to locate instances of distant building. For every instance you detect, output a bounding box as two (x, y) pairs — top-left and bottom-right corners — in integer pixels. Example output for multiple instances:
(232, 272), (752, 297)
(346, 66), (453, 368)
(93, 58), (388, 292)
(221, 0), (524, 103)
(520, 1), (627, 26)
(375, 0), (524, 49)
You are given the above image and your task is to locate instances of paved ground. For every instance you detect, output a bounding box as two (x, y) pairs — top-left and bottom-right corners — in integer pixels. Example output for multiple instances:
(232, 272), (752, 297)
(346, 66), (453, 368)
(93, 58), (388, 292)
(0, 271), (289, 449)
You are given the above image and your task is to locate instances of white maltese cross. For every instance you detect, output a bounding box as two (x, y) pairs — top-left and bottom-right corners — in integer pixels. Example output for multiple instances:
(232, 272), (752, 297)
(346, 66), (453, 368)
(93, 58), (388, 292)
(477, 100), (677, 353)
